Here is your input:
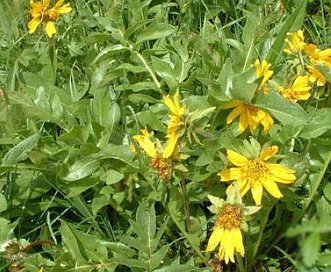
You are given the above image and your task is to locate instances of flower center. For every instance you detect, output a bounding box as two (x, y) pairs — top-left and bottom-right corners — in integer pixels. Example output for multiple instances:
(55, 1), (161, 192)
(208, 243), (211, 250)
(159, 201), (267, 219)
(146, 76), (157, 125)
(150, 156), (173, 180)
(216, 204), (241, 230)
(243, 158), (269, 184)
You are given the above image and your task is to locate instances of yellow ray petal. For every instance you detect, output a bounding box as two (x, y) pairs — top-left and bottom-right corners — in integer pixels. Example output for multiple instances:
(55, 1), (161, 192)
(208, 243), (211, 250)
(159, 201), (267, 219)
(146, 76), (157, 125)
(219, 168), (242, 181)
(260, 146), (278, 161)
(227, 150), (249, 166)
(251, 183), (263, 206)
(263, 178), (283, 199)
(205, 226), (223, 252)
(45, 21), (56, 37)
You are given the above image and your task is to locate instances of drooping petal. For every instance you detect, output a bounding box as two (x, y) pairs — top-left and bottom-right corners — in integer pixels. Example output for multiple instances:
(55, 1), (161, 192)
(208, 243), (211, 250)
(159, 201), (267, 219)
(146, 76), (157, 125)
(251, 182), (263, 206)
(28, 17), (42, 33)
(205, 226), (223, 252)
(45, 21), (56, 37)
(221, 229), (235, 264)
(57, 2), (72, 14)
(163, 134), (178, 159)
(233, 228), (245, 256)
(226, 103), (244, 124)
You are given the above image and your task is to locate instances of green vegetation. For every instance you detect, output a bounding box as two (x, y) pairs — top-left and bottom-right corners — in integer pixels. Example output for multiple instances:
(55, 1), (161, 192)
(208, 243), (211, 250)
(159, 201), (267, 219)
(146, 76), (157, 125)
(1, 0), (331, 271)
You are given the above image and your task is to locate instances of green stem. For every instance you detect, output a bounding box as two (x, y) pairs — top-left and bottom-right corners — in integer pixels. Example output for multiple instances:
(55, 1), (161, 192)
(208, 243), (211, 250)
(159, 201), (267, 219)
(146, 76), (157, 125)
(247, 200), (276, 271)
(180, 178), (191, 232)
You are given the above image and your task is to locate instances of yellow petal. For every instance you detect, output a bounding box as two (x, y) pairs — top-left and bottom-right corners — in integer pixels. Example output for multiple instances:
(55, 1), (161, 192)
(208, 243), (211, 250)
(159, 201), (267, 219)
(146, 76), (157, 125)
(226, 105), (243, 124)
(45, 21), (56, 37)
(233, 228), (245, 256)
(219, 168), (242, 181)
(133, 130), (157, 158)
(221, 229), (235, 264)
(28, 17), (41, 34)
(227, 150), (249, 166)
(238, 107), (250, 132)
(57, 3), (72, 13)
(263, 178), (283, 199)
(267, 163), (296, 183)
(205, 226), (223, 252)
(163, 134), (178, 159)
(222, 100), (242, 109)
(260, 146), (278, 161)
(237, 179), (250, 196)
(251, 182), (263, 205)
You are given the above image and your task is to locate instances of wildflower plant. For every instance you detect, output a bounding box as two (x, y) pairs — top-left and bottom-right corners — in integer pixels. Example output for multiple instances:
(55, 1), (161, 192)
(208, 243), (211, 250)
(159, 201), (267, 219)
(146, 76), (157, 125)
(1, 0), (331, 271)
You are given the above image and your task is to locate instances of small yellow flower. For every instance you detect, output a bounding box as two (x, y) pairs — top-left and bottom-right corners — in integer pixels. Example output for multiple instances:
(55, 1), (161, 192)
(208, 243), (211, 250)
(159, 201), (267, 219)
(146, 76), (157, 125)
(283, 30), (306, 55)
(223, 101), (274, 133)
(163, 93), (186, 158)
(28, 0), (72, 38)
(254, 59), (273, 91)
(304, 43), (331, 66)
(219, 146), (296, 205)
(133, 128), (175, 179)
(206, 204), (244, 264)
(279, 75), (312, 102)
(307, 65), (327, 86)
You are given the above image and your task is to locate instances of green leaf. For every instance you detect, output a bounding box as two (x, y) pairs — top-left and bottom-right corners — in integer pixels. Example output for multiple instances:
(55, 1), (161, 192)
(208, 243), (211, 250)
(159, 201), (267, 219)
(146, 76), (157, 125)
(300, 108), (331, 139)
(267, 0), (307, 65)
(59, 221), (87, 265)
(91, 89), (121, 131)
(103, 170), (124, 185)
(136, 23), (177, 43)
(2, 133), (40, 166)
(0, 193), (7, 213)
(92, 193), (110, 215)
(301, 232), (320, 267)
(64, 156), (100, 181)
(254, 92), (308, 126)
(151, 56), (178, 91)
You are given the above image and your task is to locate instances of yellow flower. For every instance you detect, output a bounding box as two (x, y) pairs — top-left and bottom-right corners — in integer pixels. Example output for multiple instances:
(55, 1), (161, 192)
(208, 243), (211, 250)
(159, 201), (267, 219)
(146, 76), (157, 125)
(223, 101), (274, 133)
(28, 0), (72, 38)
(279, 75), (312, 102)
(219, 146), (296, 206)
(307, 65), (327, 86)
(163, 93), (186, 159)
(304, 43), (331, 66)
(254, 59), (273, 91)
(133, 128), (175, 179)
(206, 203), (244, 264)
(283, 30), (306, 55)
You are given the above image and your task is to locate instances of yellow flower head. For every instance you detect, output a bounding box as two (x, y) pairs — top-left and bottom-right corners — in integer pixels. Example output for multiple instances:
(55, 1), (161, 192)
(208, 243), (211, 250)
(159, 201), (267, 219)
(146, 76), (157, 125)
(279, 75), (312, 102)
(304, 43), (331, 66)
(205, 183), (260, 264)
(283, 30), (306, 55)
(307, 65), (327, 86)
(206, 204), (244, 264)
(163, 93), (186, 159)
(133, 128), (175, 179)
(223, 101), (274, 134)
(28, 0), (72, 38)
(219, 145), (296, 206)
(254, 59), (273, 91)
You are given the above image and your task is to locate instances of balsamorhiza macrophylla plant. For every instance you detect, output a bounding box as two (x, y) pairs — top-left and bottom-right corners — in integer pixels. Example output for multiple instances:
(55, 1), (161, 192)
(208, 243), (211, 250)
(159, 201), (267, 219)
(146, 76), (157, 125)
(284, 30), (331, 87)
(28, 0), (72, 38)
(204, 183), (260, 265)
(133, 93), (187, 179)
(222, 58), (274, 134)
(219, 139), (296, 206)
